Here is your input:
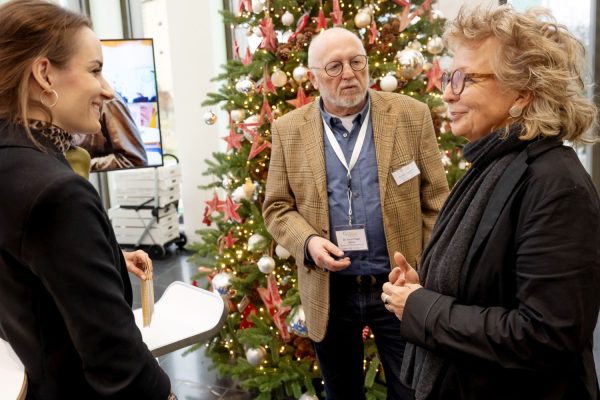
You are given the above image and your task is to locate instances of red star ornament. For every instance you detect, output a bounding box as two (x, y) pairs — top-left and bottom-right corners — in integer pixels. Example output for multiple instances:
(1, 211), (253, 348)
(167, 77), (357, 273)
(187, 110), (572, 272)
(223, 231), (239, 248)
(257, 274), (291, 341)
(392, 0), (410, 6)
(223, 118), (244, 151)
(204, 192), (225, 214)
(242, 47), (252, 66)
(257, 66), (277, 95)
(425, 59), (443, 92)
(290, 11), (310, 42)
(330, 0), (344, 27)
(399, 6), (411, 32)
(259, 17), (278, 52)
(258, 96), (273, 124)
(286, 86), (314, 109)
(368, 20), (378, 45)
(222, 196), (242, 223)
(248, 133), (271, 160)
(313, 8), (329, 31)
(238, 0), (251, 13)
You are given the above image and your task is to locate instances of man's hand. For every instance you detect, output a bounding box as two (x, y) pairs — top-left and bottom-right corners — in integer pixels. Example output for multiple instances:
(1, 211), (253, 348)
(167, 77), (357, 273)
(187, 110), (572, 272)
(389, 251), (420, 286)
(307, 236), (351, 271)
(122, 249), (152, 281)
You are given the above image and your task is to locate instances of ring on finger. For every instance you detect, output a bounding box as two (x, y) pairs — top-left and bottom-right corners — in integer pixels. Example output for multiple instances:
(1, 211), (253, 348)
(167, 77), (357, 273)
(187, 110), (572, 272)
(383, 293), (389, 305)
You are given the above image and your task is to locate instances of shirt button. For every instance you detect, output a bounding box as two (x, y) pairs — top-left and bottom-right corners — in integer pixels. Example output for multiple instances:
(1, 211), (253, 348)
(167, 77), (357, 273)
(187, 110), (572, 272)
(343, 133), (348, 138)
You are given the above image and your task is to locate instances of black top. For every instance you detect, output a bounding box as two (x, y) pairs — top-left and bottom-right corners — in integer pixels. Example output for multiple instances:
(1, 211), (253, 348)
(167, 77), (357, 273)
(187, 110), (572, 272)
(0, 120), (170, 399)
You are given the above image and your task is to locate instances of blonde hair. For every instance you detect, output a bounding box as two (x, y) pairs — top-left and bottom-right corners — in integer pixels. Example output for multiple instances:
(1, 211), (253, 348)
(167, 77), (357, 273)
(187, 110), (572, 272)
(444, 5), (597, 143)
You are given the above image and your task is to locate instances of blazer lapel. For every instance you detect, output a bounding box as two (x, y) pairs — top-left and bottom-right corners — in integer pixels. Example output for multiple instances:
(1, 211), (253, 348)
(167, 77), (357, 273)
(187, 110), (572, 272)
(370, 91), (395, 206)
(299, 102), (328, 204)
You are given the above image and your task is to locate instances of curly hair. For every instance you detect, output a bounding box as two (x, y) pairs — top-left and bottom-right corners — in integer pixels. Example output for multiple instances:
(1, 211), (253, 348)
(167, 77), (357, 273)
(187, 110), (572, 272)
(443, 5), (597, 143)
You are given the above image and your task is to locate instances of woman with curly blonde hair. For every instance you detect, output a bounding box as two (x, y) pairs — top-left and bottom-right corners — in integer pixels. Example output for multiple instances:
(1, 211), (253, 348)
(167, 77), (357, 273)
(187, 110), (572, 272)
(381, 5), (600, 399)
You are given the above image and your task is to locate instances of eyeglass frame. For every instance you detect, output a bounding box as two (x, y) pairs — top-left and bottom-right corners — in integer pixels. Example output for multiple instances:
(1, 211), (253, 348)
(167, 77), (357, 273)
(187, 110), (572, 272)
(441, 69), (495, 95)
(309, 54), (368, 78)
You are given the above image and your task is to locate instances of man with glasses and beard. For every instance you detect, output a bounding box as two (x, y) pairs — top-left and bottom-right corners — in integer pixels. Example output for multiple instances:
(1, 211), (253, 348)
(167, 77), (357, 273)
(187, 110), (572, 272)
(263, 27), (448, 400)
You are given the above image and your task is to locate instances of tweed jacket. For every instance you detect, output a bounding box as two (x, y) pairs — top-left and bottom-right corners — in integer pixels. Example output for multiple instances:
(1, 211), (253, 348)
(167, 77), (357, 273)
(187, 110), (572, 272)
(263, 90), (449, 341)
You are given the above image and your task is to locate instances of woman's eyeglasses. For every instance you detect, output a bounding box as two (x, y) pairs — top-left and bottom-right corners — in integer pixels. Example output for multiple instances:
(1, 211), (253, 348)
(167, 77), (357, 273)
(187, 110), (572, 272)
(310, 55), (368, 77)
(441, 70), (495, 95)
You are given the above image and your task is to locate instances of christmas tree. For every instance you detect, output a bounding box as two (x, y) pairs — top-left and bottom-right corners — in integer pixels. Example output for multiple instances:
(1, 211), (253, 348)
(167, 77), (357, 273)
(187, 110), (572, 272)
(191, 1), (467, 399)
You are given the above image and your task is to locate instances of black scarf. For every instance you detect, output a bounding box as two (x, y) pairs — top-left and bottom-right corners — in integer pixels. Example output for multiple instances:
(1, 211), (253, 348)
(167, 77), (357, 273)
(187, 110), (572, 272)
(400, 125), (529, 399)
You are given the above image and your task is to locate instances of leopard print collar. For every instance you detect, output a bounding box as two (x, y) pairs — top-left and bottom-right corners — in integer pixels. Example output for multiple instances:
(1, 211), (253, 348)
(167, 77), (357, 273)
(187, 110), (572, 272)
(28, 120), (72, 153)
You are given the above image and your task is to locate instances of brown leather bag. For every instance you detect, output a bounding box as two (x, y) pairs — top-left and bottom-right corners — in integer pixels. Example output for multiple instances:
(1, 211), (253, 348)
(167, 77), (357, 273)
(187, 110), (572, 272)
(72, 94), (148, 171)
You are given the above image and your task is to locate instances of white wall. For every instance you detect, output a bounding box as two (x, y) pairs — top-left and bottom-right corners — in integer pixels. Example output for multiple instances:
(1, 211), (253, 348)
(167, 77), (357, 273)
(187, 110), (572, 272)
(164, 0), (227, 243)
(436, 0), (498, 20)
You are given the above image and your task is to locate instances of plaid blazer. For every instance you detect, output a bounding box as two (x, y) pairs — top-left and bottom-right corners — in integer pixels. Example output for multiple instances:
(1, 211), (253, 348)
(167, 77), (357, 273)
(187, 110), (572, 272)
(263, 90), (449, 341)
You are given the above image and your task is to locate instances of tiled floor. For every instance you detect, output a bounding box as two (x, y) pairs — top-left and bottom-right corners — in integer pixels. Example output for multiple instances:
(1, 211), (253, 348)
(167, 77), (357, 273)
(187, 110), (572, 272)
(127, 246), (251, 400)
(131, 246), (600, 399)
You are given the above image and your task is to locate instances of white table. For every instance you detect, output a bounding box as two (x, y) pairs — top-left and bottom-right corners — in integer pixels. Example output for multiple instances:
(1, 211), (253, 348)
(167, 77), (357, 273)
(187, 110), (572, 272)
(133, 281), (228, 357)
(0, 338), (27, 400)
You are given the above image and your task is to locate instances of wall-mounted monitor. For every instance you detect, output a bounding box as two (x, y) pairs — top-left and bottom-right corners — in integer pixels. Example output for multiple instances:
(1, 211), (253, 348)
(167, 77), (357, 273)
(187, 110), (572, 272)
(72, 38), (164, 172)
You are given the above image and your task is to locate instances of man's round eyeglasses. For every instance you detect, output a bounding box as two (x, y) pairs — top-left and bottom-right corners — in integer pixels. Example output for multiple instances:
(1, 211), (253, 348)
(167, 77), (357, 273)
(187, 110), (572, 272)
(310, 55), (368, 77)
(441, 69), (495, 95)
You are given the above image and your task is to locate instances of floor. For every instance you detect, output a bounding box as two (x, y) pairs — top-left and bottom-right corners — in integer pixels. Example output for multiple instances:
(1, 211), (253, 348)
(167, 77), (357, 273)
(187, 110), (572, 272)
(131, 247), (600, 399)
(127, 245), (251, 400)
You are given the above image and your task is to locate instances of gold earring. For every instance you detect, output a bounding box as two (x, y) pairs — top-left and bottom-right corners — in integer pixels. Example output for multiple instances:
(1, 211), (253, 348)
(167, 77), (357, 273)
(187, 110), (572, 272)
(509, 105), (522, 118)
(40, 89), (59, 108)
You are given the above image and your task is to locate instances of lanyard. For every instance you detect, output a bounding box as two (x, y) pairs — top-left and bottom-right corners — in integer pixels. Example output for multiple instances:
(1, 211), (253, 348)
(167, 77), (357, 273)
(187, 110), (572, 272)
(322, 107), (370, 226)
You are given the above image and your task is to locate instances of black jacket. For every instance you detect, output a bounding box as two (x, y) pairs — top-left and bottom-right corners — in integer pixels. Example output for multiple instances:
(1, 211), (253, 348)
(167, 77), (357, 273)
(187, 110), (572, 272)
(402, 138), (600, 399)
(0, 120), (170, 399)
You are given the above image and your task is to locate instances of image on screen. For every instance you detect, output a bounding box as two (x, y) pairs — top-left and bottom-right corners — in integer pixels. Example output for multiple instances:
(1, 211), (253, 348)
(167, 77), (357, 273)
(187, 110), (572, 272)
(73, 38), (164, 172)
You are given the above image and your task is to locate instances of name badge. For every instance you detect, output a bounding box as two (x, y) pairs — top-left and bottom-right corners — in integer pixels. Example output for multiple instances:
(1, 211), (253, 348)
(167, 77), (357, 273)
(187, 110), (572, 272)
(334, 225), (368, 252)
(392, 161), (420, 186)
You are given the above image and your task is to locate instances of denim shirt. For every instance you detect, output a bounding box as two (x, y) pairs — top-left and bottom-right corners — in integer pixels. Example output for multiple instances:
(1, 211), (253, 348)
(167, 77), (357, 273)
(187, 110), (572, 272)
(320, 96), (389, 275)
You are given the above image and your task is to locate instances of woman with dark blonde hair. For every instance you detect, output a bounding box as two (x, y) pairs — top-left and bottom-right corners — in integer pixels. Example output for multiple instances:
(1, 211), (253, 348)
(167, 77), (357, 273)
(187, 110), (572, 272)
(381, 5), (600, 399)
(0, 1), (175, 398)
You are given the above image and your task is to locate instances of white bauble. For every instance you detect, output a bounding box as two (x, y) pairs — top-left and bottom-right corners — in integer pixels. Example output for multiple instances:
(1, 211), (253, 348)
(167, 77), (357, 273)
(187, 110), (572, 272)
(203, 110), (217, 125)
(281, 10), (294, 26)
(251, 0), (265, 14)
(292, 64), (309, 83)
(245, 346), (267, 366)
(271, 69), (288, 87)
(247, 233), (267, 252)
(212, 271), (233, 296)
(298, 392), (319, 400)
(287, 305), (308, 337)
(354, 10), (371, 28)
(430, 9), (444, 20)
(235, 76), (256, 95)
(379, 74), (398, 92)
(395, 48), (425, 80)
(222, 175), (233, 190)
(257, 255), (276, 274)
(426, 35), (444, 55)
(275, 244), (291, 260)
(242, 114), (260, 142)
(231, 109), (246, 122)
(231, 185), (250, 202)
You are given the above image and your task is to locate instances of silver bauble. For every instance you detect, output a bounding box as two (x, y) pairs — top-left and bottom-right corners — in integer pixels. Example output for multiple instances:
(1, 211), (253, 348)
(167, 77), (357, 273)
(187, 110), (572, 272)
(396, 48), (425, 80)
(212, 271), (233, 296)
(354, 10), (371, 28)
(257, 255), (276, 274)
(275, 244), (291, 260)
(287, 305), (308, 337)
(247, 233), (267, 252)
(292, 64), (309, 83)
(379, 74), (398, 92)
(298, 393), (319, 400)
(281, 10), (294, 27)
(426, 35), (444, 55)
(251, 0), (265, 14)
(235, 76), (256, 95)
(222, 175), (233, 190)
(203, 110), (217, 125)
(245, 346), (267, 366)
(231, 109), (246, 122)
(242, 114), (260, 142)
(271, 69), (288, 87)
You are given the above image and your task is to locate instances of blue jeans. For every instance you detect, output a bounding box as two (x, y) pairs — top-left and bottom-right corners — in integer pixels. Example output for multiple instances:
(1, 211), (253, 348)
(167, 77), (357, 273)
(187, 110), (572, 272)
(313, 273), (415, 400)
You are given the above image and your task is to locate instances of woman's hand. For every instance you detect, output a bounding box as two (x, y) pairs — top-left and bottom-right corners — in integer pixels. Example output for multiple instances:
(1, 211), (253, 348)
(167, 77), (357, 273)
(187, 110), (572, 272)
(122, 249), (152, 281)
(389, 251), (420, 286)
(381, 282), (422, 321)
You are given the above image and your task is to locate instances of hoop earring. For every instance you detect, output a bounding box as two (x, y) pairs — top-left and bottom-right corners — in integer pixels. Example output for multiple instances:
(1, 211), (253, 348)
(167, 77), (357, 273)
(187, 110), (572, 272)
(40, 89), (59, 108)
(509, 105), (522, 118)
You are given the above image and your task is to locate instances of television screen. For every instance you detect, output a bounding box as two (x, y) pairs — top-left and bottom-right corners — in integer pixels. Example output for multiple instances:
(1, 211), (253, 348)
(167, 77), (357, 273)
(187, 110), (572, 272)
(72, 38), (164, 172)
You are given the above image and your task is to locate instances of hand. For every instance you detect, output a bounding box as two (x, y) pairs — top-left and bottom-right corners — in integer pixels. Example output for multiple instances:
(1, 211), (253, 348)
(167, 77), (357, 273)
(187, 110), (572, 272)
(381, 281), (421, 320)
(389, 251), (420, 286)
(307, 236), (351, 272)
(122, 249), (152, 280)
